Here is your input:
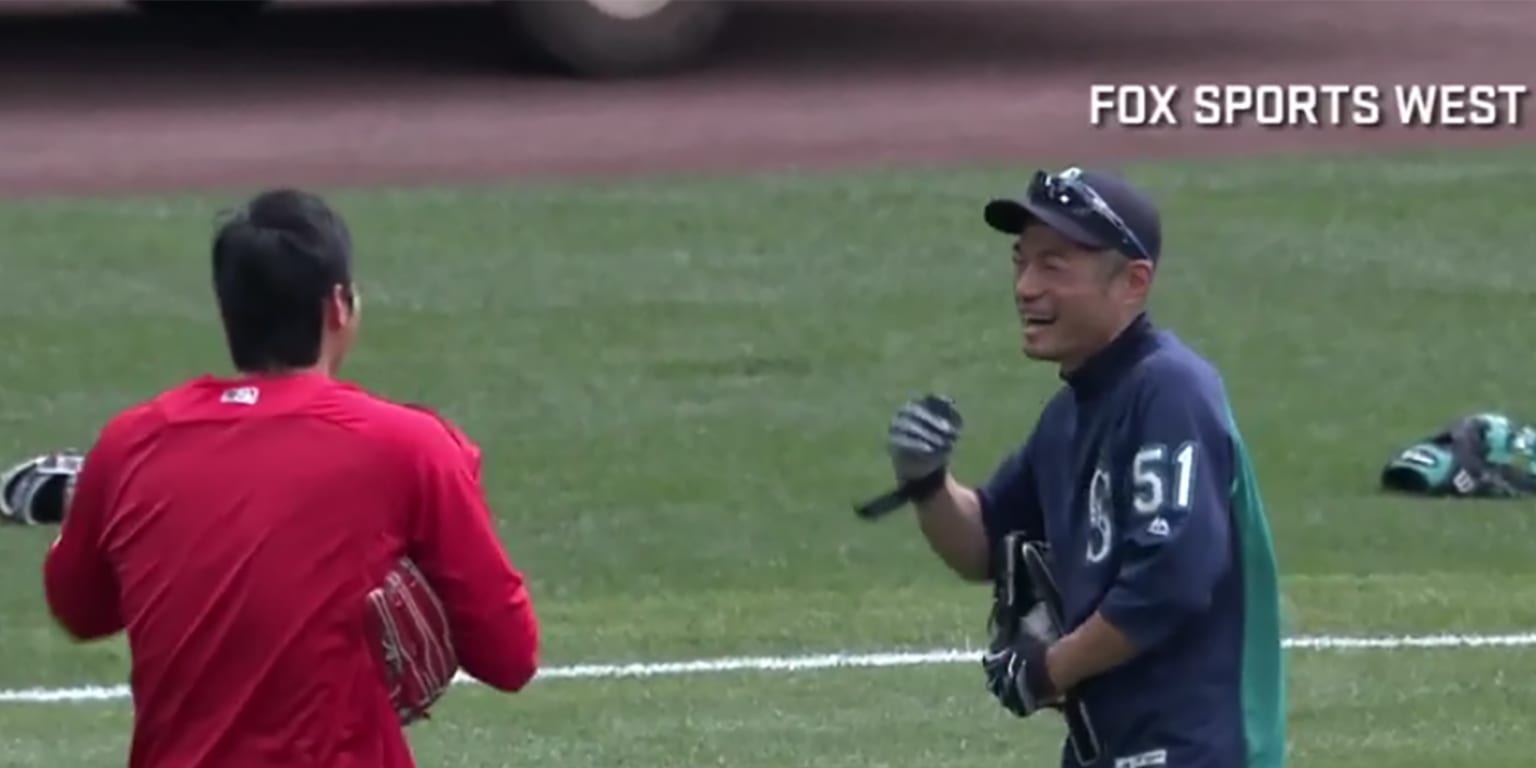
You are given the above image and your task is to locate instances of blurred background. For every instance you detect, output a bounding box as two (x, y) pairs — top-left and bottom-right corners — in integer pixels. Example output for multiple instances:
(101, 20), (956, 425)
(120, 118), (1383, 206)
(2, 0), (1531, 198)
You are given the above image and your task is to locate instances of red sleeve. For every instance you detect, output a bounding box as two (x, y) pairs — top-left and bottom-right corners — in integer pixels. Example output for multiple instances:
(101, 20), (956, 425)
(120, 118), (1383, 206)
(42, 411), (139, 640)
(404, 410), (539, 692)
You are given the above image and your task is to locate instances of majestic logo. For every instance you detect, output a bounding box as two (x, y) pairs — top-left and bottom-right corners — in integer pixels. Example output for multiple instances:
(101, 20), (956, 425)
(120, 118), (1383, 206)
(1115, 748), (1168, 768)
(1085, 466), (1114, 563)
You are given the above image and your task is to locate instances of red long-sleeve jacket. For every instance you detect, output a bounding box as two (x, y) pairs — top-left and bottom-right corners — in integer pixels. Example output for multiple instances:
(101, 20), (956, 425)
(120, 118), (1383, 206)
(43, 371), (540, 768)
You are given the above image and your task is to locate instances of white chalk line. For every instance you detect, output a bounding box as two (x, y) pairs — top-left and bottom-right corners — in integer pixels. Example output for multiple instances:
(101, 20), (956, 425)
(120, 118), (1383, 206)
(4, 632), (1534, 705)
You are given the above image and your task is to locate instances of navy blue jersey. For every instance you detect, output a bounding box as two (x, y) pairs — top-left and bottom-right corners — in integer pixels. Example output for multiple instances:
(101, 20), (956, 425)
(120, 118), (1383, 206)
(979, 314), (1286, 768)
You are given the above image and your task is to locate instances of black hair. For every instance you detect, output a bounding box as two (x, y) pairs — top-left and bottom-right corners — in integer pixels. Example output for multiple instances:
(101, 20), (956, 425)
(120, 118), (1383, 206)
(211, 188), (354, 373)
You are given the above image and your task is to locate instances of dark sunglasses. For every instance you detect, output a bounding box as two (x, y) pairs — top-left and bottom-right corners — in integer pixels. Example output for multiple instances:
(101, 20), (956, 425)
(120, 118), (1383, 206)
(1027, 167), (1152, 262)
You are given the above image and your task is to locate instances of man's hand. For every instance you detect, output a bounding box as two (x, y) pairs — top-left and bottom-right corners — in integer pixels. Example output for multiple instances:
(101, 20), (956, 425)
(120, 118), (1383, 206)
(887, 394), (964, 488)
(852, 395), (966, 521)
(982, 602), (1061, 718)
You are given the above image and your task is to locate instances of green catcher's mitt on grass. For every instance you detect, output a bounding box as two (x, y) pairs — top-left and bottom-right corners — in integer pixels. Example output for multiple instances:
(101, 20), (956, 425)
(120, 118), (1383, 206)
(1381, 412), (1536, 498)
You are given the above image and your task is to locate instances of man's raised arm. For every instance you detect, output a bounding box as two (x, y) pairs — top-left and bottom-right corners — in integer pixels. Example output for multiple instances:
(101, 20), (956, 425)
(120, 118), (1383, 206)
(888, 394), (1043, 583)
(913, 476), (991, 582)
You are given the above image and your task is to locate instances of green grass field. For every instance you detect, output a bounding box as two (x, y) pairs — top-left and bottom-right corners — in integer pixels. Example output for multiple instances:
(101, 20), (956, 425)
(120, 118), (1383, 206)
(3, 147), (1535, 767)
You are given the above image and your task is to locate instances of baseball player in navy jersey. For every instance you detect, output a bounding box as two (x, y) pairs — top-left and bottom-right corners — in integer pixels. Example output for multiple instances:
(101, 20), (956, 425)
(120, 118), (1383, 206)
(884, 167), (1287, 767)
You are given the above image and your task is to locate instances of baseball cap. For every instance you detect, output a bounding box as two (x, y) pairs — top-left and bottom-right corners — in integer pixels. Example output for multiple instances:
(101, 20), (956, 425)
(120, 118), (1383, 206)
(983, 167), (1162, 263)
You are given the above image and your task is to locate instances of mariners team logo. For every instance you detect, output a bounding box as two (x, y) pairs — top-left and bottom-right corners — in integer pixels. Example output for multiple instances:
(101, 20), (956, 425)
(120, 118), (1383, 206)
(1086, 466), (1114, 563)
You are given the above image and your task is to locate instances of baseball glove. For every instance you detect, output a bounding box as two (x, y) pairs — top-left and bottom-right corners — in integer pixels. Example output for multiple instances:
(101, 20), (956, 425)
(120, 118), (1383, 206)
(1, 450), (84, 526)
(1382, 412), (1536, 498)
(366, 557), (459, 725)
(986, 534), (1101, 765)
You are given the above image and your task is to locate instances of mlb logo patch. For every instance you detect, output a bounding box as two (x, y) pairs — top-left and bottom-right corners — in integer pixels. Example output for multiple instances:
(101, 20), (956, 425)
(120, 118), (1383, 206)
(221, 386), (260, 406)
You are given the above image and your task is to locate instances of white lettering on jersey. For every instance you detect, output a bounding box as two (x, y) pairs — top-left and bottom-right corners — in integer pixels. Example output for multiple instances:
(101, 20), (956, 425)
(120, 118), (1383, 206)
(1132, 442), (1197, 515)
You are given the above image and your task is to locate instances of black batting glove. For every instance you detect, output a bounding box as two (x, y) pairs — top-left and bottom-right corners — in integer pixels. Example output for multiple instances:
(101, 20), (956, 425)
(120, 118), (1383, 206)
(886, 394), (964, 500)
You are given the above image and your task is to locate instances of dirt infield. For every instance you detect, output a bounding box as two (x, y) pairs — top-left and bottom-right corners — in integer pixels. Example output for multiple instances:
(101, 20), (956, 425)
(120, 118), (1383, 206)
(0, 0), (1532, 199)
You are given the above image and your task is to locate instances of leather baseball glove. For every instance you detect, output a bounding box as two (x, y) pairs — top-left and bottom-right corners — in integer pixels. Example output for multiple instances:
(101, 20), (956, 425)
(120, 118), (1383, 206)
(1, 450), (83, 526)
(366, 557), (459, 725)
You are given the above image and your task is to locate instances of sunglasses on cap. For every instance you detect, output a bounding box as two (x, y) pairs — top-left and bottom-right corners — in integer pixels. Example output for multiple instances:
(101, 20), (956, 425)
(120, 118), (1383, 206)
(1026, 167), (1154, 263)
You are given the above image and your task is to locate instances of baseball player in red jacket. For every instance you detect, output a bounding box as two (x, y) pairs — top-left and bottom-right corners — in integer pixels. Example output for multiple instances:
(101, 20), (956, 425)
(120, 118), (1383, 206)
(40, 188), (540, 768)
